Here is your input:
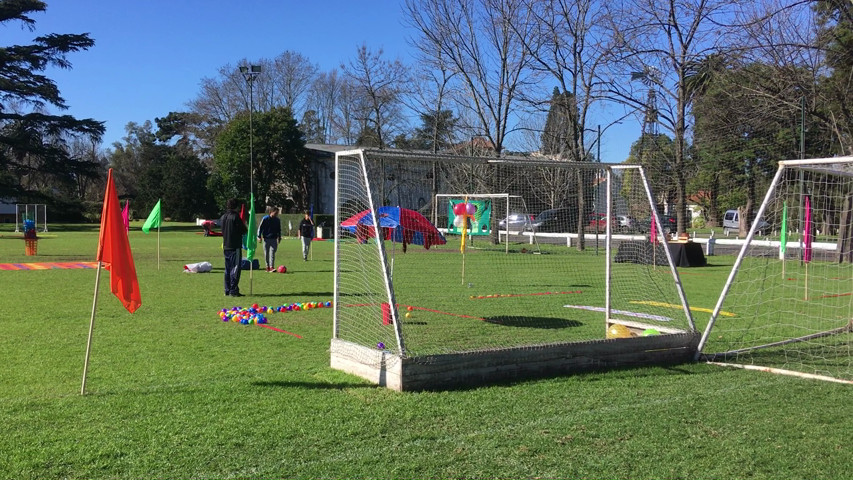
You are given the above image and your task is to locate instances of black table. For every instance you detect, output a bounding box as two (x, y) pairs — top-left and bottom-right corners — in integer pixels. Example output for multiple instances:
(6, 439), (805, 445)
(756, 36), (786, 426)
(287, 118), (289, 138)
(615, 240), (706, 267)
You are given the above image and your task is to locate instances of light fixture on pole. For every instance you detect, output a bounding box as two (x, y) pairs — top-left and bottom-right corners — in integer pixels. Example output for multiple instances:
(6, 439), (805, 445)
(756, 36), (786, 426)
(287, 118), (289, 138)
(240, 64), (261, 293)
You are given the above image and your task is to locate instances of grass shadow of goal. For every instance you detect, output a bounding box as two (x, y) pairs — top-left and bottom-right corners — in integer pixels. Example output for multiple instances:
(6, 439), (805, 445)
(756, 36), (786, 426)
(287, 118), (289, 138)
(483, 316), (582, 329)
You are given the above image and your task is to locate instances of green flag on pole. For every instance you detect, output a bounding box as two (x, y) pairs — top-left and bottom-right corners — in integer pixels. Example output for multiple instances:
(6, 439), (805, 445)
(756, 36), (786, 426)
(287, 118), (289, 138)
(142, 199), (162, 233)
(780, 201), (788, 255)
(246, 193), (257, 260)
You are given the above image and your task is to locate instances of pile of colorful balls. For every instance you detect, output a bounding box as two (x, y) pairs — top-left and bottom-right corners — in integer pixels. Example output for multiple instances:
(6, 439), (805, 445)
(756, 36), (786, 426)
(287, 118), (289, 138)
(219, 301), (333, 325)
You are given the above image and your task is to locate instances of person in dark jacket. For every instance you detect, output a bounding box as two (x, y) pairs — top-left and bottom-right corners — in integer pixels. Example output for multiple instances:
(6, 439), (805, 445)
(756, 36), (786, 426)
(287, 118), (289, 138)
(220, 198), (247, 296)
(298, 211), (314, 261)
(257, 206), (282, 272)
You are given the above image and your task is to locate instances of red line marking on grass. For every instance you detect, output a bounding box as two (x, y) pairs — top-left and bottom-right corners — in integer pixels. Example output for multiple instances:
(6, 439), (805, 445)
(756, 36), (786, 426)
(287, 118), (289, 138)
(257, 324), (303, 338)
(816, 292), (852, 299)
(341, 302), (486, 321)
(468, 291), (582, 299)
(408, 305), (486, 321)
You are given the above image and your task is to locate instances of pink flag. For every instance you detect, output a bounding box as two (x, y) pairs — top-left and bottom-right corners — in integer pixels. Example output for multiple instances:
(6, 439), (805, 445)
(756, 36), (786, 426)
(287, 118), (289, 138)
(650, 214), (657, 244)
(803, 196), (812, 263)
(121, 200), (130, 233)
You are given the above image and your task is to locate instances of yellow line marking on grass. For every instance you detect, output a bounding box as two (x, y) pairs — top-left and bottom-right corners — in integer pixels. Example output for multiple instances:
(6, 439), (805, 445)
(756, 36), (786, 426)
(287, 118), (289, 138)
(630, 300), (736, 317)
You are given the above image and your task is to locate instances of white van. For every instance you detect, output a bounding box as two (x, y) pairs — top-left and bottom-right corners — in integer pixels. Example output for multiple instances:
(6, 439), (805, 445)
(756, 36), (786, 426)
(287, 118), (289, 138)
(723, 209), (770, 235)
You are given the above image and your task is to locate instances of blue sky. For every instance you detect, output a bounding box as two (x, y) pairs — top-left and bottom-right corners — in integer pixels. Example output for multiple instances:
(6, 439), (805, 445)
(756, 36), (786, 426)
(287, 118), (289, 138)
(5, 0), (637, 161)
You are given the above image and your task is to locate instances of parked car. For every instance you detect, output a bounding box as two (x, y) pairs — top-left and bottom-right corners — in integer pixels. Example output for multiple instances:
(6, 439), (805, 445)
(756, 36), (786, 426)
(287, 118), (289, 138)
(498, 213), (536, 231)
(616, 215), (635, 232)
(534, 207), (578, 233)
(587, 212), (616, 232)
(637, 214), (676, 235)
(723, 209), (770, 235)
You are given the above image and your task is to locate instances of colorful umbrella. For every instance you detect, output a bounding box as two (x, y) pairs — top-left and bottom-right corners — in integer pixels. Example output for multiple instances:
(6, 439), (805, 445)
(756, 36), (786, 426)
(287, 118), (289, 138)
(341, 206), (447, 250)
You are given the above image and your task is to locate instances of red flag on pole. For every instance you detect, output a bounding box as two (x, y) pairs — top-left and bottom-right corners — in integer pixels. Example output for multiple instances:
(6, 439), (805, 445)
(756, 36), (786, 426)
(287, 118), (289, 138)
(97, 169), (142, 313)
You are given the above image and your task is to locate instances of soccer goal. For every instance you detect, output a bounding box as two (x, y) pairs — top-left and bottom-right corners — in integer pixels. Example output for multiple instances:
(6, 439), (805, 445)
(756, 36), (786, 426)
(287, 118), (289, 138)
(434, 193), (531, 253)
(332, 149), (699, 390)
(698, 157), (853, 384)
(15, 204), (48, 233)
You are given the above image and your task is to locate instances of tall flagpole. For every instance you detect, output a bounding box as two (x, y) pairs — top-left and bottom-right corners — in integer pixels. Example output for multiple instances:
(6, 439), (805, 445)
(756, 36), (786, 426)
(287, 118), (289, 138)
(156, 224), (160, 270)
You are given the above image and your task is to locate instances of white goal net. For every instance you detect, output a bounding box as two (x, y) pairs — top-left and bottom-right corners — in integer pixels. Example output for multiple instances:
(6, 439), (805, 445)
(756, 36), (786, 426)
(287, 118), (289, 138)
(699, 157), (853, 383)
(332, 149), (697, 382)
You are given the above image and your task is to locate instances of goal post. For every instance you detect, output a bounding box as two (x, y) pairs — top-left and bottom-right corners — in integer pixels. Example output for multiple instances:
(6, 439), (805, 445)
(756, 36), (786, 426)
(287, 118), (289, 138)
(698, 156), (853, 384)
(15, 204), (48, 233)
(332, 148), (699, 390)
(434, 193), (531, 253)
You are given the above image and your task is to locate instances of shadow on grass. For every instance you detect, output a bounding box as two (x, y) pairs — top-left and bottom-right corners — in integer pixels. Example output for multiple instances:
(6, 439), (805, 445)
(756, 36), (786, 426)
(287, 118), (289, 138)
(426, 362), (700, 392)
(252, 380), (373, 389)
(483, 316), (582, 329)
(245, 291), (334, 298)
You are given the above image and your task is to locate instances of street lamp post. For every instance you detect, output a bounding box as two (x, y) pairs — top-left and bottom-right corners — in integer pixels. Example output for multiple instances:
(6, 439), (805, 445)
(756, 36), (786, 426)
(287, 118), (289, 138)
(240, 64), (261, 293)
(240, 65), (262, 196)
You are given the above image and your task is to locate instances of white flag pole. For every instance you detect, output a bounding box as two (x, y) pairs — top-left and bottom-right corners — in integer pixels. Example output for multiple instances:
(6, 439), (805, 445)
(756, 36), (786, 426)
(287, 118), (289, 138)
(81, 261), (104, 395)
(157, 224), (161, 270)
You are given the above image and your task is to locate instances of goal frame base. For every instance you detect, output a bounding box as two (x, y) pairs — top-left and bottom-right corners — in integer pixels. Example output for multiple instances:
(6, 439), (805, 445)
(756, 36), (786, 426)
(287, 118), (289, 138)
(331, 334), (699, 391)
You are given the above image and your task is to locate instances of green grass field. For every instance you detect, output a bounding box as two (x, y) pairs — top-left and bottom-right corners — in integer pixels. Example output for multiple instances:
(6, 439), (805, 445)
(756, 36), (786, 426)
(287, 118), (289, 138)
(0, 224), (850, 479)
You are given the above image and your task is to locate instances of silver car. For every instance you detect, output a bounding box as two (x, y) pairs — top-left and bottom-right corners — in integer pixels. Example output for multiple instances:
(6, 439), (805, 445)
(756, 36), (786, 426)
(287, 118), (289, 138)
(499, 213), (537, 231)
(616, 215), (635, 232)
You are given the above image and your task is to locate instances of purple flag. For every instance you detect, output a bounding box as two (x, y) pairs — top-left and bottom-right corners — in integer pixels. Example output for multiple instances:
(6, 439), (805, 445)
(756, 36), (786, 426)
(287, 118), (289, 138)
(121, 200), (130, 233)
(804, 196), (812, 263)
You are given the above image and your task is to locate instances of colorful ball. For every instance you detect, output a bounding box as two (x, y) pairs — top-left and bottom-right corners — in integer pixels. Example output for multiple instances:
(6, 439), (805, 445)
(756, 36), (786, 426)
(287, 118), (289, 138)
(642, 328), (661, 336)
(453, 203), (466, 215)
(606, 324), (631, 339)
(405, 312), (412, 318)
(277, 265), (287, 273)
(377, 342), (385, 350)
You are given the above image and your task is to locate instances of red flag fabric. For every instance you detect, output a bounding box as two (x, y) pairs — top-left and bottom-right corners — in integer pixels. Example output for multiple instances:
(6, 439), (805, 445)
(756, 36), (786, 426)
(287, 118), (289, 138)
(650, 214), (657, 244)
(97, 169), (142, 313)
(121, 200), (130, 232)
(804, 195), (812, 263)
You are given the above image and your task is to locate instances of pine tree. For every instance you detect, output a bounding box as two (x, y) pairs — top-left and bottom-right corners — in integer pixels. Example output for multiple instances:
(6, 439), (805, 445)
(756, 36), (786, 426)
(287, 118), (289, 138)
(0, 0), (104, 200)
(541, 87), (578, 158)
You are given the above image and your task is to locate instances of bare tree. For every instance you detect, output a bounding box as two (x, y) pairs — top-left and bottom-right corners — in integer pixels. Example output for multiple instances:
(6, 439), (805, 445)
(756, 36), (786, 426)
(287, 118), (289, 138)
(341, 44), (410, 149)
(271, 51), (319, 114)
(609, 0), (744, 235)
(405, 0), (536, 155)
(508, 0), (624, 249)
(332, 77), (362, 145)
(307, 69), (343, 144)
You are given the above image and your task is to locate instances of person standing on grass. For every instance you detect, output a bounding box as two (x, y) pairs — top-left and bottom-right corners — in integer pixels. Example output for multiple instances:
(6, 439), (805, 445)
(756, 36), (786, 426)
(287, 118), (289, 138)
(299, 211), (314, 261)
(257, 206), (282, 272)
(220, 198), (247, 296)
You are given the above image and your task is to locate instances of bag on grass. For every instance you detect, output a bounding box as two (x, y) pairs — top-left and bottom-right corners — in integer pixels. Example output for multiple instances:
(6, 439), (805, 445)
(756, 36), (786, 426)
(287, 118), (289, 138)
(183, 261), (212, 273)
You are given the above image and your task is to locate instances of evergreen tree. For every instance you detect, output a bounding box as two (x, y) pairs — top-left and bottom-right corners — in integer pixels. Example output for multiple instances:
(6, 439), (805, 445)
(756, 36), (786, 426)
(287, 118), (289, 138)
(211, 106), (309, 209)
(541, 87), (578, 158)
(0, 0), (104, 202)
(299, 109), (324, 144)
